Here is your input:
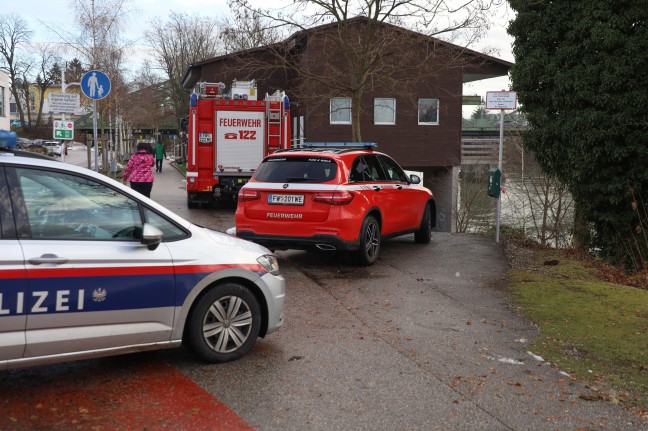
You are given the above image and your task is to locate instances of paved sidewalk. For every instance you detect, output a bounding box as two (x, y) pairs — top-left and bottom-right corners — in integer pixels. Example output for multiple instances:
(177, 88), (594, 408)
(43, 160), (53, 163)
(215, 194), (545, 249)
(150, 157), (188, 211)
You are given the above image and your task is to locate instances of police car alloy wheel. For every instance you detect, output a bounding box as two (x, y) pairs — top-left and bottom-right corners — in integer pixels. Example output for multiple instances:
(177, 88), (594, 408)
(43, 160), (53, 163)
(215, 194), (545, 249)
(185, 282), (262, 363)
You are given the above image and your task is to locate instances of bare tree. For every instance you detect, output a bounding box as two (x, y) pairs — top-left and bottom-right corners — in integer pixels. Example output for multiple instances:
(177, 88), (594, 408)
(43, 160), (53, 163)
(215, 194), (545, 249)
(145, 12), (222, 131)
(229, 0), (503, 141)
(32, 46), (62, 126)
(44, 0), (132, 170)
(0, 14), (32, 132)
(502, 133), (575, 247)
(221, 7), (283, 53)
(124, 62), (169, 147)
(52, 0), (132, 70)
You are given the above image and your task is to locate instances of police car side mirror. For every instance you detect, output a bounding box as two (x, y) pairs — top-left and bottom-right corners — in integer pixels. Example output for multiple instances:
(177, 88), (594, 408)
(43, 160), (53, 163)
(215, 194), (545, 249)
(141, 223), (163, 250)
(409, 174), (421, 185)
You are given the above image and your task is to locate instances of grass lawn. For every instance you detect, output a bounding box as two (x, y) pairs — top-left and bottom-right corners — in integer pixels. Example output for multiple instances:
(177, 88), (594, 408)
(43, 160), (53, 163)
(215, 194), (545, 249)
(172, 161), (186, 175)
(507, 243), (648, 414)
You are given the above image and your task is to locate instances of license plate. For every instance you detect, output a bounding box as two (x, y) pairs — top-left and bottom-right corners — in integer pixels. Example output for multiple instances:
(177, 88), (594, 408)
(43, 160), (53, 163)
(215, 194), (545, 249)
(198, 133), (212, 143)
(268, 194), (304, 205)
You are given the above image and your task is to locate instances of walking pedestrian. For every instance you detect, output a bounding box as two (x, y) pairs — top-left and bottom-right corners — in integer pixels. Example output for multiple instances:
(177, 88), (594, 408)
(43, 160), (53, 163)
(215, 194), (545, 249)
(155, 142), (167, 172)
(122, 142), (155, 198)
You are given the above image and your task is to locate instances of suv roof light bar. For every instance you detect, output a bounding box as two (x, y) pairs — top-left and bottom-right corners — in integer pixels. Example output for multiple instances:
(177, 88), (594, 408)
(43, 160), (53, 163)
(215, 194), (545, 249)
(302, 142), (377, 149)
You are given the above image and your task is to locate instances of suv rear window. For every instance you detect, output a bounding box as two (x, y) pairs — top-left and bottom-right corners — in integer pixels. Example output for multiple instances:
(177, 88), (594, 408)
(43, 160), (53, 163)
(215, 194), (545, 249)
(253, 156), (337, 183)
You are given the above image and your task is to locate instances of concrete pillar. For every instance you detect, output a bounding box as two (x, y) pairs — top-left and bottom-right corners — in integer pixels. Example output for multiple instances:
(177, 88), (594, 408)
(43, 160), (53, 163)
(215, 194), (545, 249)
(417, 166), (458, 233)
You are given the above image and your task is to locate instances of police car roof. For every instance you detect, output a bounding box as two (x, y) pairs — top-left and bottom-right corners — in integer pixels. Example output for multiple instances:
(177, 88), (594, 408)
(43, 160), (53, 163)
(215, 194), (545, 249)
(0, 148), (57, 160)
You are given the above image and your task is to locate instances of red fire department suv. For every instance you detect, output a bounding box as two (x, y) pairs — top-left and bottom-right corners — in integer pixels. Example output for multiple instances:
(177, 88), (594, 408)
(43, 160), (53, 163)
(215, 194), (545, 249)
(234, 143), (435, 265)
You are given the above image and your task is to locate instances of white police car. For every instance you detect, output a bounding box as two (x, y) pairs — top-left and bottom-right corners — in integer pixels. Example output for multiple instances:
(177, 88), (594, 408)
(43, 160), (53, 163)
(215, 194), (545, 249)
(0, 132), (285, 370)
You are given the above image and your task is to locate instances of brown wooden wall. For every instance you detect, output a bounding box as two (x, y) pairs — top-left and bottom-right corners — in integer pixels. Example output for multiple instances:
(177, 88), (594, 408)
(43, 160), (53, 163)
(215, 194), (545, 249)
(184, 22), (508, 170)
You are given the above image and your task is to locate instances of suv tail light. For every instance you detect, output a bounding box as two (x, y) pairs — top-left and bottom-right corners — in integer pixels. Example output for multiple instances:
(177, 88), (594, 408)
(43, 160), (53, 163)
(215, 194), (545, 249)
(238, 189), (260, 202)
(313, 191), (354, 205)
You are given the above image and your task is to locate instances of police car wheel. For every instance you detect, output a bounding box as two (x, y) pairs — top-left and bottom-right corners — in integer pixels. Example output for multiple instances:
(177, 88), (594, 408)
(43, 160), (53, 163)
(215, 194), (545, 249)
(186, 283), (261, 363)
(352, 215), (380, 266)
(414, 204), (432, 244)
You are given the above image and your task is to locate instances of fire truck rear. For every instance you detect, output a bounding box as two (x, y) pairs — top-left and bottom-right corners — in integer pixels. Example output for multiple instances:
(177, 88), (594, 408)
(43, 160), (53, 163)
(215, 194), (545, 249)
(186, 80), (291, 208)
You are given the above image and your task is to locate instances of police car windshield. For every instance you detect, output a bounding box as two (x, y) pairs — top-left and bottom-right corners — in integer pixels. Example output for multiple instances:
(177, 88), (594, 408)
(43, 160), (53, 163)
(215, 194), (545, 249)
(254, 156), (337, 183)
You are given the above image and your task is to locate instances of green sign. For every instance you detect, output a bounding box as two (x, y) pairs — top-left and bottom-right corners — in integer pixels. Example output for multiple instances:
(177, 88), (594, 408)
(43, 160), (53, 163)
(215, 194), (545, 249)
(462, 95), (483, 105)
(53, 120), (74, 140)
(54, 129), (73, 139)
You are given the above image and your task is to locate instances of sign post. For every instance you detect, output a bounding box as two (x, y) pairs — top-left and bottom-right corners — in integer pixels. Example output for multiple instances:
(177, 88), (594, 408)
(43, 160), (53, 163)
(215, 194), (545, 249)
(485, 91), (517, 243)
(81, 70), (111, 171)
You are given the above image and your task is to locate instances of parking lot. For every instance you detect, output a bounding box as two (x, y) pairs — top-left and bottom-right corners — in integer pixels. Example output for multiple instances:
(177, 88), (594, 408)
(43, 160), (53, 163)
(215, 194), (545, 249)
(1, 152), (646, 431)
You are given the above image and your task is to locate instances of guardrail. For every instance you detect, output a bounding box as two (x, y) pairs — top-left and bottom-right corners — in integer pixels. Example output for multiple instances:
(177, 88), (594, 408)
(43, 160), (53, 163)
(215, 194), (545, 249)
(461, 138), (499, 165)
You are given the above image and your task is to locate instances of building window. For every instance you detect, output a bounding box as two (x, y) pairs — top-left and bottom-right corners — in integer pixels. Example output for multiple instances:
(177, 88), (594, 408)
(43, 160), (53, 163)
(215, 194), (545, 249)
(30, 93), (36, 111)
(330, 97), (351, 124)
(418, 98), (439, 125)
(0, 86), (4, 117)
(374, 98), (396, 125)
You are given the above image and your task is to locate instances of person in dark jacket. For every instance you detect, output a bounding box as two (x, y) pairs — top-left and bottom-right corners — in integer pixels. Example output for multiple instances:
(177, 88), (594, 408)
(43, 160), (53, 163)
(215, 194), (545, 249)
(154, 142), (167, 172)
(122, 142), (155, 197)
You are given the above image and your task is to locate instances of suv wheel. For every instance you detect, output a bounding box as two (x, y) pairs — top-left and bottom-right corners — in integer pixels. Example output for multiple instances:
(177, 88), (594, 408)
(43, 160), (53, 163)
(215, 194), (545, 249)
(185, 282), (261, 363)
(414, 204), (432, 244)
(353, 215), (380, 266)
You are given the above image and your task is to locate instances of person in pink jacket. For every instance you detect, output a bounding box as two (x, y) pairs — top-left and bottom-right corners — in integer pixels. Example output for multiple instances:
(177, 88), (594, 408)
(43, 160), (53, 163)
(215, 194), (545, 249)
(122, 142), (155, 197)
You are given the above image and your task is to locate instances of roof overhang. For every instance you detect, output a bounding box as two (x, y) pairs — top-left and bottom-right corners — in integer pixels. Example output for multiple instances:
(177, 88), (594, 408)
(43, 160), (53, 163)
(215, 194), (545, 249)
(463, 71), (509, 84)
(181, 64), (203, 91)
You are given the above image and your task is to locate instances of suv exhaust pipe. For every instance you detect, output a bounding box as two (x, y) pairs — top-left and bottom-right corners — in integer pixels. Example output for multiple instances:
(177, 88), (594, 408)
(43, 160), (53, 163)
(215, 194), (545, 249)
(315, 244), (336, 251)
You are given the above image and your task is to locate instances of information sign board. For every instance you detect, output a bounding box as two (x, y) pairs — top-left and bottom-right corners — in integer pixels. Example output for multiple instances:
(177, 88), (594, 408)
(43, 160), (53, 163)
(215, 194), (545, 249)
(485, 91), (518, 110)
(49, 93), (80, 113)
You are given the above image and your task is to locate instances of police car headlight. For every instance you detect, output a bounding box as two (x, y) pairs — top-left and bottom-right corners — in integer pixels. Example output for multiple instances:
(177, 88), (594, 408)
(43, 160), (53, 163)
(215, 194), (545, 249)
(257, 254), (280, 275)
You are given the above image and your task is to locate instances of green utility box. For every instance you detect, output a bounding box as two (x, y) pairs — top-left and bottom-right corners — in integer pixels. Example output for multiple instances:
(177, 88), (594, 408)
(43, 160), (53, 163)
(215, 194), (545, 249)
(487, 168), (501, 198)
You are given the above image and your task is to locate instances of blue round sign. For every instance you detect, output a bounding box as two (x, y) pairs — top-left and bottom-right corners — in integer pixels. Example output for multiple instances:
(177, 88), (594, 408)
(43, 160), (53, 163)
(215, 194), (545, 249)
(81, 70), (111, 100)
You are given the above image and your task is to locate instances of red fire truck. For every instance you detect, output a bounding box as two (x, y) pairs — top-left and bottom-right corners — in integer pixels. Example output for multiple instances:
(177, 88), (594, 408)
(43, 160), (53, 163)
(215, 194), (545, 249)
(185, 80), (291, 208)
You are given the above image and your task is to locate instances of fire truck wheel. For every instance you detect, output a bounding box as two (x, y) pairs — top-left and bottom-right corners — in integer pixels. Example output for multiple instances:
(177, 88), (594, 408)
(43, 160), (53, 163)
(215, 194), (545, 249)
(352, 215), (380, 266)
(185, 282), (261, 363)
(187, 196), (199, 209)
(414, 204), (432, 244)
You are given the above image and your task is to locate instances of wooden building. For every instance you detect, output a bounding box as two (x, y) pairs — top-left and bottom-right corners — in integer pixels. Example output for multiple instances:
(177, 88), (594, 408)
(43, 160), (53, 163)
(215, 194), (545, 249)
(181, 17), (512, 232)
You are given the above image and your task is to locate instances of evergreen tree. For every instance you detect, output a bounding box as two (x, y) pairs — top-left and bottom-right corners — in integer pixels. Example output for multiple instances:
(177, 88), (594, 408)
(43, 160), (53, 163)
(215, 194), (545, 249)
(508, 1), (648, 270)
(65, 58), (84, 83)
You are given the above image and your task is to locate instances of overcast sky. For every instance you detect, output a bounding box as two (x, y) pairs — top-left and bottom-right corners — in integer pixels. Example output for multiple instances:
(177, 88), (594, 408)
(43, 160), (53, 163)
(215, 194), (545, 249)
(3, 0), (514, 114)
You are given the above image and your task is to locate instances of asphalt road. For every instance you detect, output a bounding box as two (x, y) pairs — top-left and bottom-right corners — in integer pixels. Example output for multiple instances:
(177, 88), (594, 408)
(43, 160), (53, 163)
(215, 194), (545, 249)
(3, 149), (647, 430)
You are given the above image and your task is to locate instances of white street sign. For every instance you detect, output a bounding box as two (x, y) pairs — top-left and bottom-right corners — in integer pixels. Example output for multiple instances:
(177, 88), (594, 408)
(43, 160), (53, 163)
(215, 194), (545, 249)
(48, 93), (80, 114)
(485, 91), (518, 110)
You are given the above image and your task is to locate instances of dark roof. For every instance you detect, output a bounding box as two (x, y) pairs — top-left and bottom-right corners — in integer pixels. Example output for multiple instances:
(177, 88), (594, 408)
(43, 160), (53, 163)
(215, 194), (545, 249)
(181, 16), (513, 90)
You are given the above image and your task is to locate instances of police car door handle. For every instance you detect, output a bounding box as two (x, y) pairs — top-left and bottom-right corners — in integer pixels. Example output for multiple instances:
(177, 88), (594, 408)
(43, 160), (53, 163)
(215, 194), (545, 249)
(396, 185), (403, 190)
(372, 186), (381, 191)
(28, 254), (68, 265)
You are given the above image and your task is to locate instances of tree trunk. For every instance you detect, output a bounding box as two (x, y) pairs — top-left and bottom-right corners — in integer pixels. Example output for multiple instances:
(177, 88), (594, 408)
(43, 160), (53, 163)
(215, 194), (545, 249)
(351, 92), (363, 142)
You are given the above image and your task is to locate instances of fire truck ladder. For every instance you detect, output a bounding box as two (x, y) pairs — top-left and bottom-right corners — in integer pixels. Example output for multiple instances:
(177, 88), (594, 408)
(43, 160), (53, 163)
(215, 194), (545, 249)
(266, 91), (285, 152)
